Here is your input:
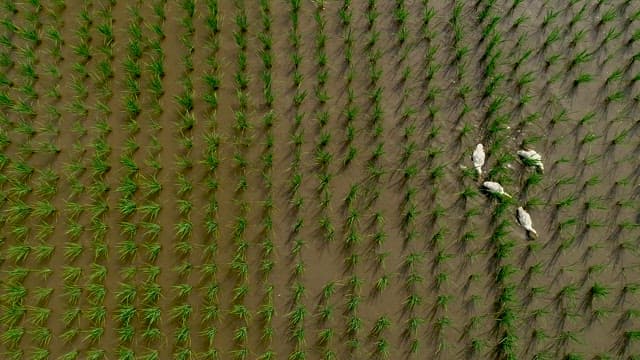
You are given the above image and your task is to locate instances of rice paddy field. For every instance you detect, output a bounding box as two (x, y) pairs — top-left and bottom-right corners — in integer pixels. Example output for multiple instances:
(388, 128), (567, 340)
(1, 0), (640, 359)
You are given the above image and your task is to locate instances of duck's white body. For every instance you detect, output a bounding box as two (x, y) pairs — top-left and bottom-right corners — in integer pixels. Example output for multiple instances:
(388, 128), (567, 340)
(516, 206), (537, 237)
(472, 144), (485, 175)
(517, 149), (544, 171)
(482, 181), (511, 198)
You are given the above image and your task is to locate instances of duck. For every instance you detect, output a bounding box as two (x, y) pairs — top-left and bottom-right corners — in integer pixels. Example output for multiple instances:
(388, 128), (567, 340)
(472, 144), (485, 176)
(482, 181), (511, 198)
(517, 149), (544, 172)
(516, 206), (538, 237)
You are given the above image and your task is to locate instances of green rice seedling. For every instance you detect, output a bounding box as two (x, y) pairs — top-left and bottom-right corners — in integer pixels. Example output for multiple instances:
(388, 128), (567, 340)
(117, 197), (137, 217)
(590, 283), (610, 301)
(346, 293), (361, 313)
(435, 272), (449, 289)
(517, 71), (535, 89)
(573, 72), (593, 86)
(1, 304), (26, 326)
(62, 306), (81, 326)
(371, 315), (391, 336)
(62, 266), (82, 284)
(1, 326), (24, 348)
(558, 330), (582, 347)
(85, 305), (107, 326)
(87, 349), (106, 360)
(141, 175), (162, 196)
(200, 324), (217, 346)
(317, 328), (334, 344)
(30, 348), (50, 360)
(141, 306), (162, 327)
(435, 316), (452, 335)
(116, 306), (136, 328)
(287, 344), (307, 360)
(137, 202), (161, 221)
(60, 328), (79, 344)
(141, 327), (162, 343)
(11, 225), (29, 241)
(374, 339), (390, 359)
(569, 50), (592, 70)
(404, 294), (422, 311)
(32, 243), (54, 262)
(120, 219), (141, 239)
(346, 315), (362, 337)
(556, 194), (577, 209)
(31, 286), (53, 305)
(322, 350), (337, 360)
(628, 29), (640, 47)
(542, 28), (560, 50)
(320, 282), (336, 301)
(568, 4), (586, 26)
(87, 284), (106, 304)
(174, 326), (190, 345)
(116, 347), (135, 360)
(289, 306), (307, 329)
(233, 283), (250, 301)
(482, 16), (500, 40)
(581, 132), (601, 144)
(605, 90), (624, 103)
(118, 237), (138, 260)
(6, 243), (31, 263)
(374, 274), (389, 293)
(599, 8), (616, 26)
(591, 307), (612, 322)
(569, 29), (587, 48)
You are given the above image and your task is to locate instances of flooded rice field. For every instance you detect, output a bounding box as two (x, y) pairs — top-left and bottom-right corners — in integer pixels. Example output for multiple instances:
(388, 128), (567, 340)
(0, 0), (639, 359)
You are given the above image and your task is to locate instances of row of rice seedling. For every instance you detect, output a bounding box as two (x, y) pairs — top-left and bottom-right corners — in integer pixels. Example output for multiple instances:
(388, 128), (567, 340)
(0, 4), (57, 359)
(167, 1), (198, 358)
(450, 1), (501, 355)
(447, 0), (477, 137)
(472, 2), (523, 358)
(0, 0), (39, 302)
(505, 4), (613, 358)
(256, 0), (276, 359)
(0, 0), (62, 343)
(285, 1), (311, 359)
(335, 1), (365, 357)
(115, 1), (143, 271)
(51, 3), (87, 359)
(34, 2), (77, 358)
(1, 3), (40, 126)
(114, 1), (168, 359)
(505, 8), (561, 359)
(198, 1), (221, 358)
(115, 3), (141, 357)
(360, 2), (395, 359)
(309, 3), (341, 359)
(311, 2), (333, 243)
(229, 1), (254, 359)
(421, 1), (474, 357)
(337, 2), (357, 168)
(387, 0), (435, 356)
(80, 1), (121, 357)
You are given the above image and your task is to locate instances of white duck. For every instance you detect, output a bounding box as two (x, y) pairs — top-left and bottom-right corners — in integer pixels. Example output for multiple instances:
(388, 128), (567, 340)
(482, 181), (511, 198)
(472, 144), (485, 176)
(516, 206), (538, 237)
(517, 149), (544, 171)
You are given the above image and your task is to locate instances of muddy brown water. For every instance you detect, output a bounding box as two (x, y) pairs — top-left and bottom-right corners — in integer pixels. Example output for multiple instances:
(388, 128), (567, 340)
(1, 0), (640, 359)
